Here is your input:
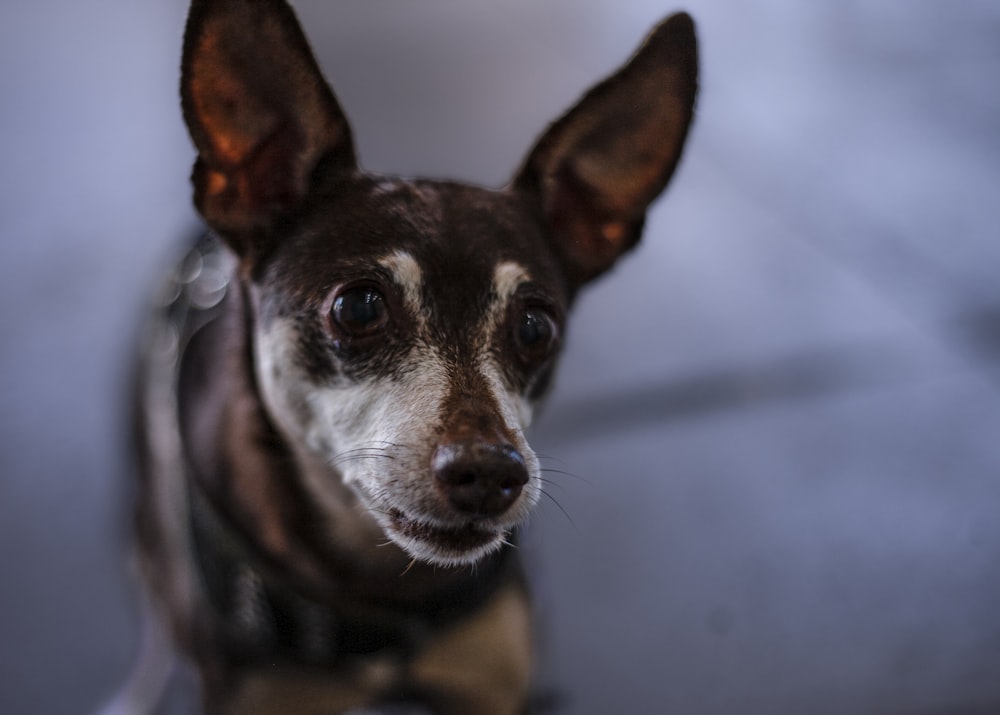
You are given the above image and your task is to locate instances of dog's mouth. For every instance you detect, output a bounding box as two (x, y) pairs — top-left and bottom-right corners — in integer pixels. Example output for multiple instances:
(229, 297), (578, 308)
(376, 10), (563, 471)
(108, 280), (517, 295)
(384, 508), (508, 567)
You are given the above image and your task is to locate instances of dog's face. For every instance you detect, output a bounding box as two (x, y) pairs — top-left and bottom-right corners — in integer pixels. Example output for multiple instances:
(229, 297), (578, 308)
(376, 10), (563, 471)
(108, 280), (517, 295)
(180, 0), (696, 566)
(249, 179), (569, 565)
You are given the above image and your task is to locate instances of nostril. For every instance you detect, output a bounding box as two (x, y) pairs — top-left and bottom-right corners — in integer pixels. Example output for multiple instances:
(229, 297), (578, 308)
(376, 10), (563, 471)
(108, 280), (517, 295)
(432, 442), (529, 517)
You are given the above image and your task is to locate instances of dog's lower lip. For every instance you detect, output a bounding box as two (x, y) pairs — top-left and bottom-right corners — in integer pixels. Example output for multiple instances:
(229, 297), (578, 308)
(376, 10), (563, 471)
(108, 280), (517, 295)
(387, 509), (498, 550)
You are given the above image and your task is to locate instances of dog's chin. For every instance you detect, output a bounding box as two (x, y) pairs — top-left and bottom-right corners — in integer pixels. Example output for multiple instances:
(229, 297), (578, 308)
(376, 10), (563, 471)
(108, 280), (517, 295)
(381, 508), (509, 568)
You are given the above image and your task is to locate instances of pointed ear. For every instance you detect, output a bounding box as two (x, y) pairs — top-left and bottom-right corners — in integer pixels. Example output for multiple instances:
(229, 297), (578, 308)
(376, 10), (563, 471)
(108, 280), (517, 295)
(181, 0), (356, 252)
(514, 13), (698, 285)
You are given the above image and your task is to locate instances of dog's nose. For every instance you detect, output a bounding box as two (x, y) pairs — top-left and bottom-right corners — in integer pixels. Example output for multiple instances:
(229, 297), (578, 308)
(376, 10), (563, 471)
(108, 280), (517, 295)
(432, 442), (529, 517)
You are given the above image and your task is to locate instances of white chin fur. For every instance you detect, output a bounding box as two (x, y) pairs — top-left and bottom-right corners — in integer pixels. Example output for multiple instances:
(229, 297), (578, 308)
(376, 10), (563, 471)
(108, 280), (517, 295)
(369, 506), (512, 567)
(391, 528), (508, 568)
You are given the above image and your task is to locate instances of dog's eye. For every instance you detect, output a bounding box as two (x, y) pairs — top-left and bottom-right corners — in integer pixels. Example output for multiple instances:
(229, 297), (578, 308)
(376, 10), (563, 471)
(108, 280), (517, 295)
(514, 309), (558, 362)
(331, 286), (388, 337)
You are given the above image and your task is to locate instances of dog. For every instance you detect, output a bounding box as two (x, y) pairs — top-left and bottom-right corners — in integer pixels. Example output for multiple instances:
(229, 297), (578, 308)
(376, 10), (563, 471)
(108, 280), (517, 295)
(121, 1), (697, 712)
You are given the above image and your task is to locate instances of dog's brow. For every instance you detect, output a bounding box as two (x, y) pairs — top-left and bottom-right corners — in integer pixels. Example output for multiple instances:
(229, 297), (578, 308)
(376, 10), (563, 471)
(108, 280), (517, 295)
(493, 261), (530, 303)
(379, 251), (424, 314)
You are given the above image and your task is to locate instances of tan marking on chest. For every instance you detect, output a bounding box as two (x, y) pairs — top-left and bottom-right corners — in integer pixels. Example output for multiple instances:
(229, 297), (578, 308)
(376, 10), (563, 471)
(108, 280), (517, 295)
(408, 581), (534, 715)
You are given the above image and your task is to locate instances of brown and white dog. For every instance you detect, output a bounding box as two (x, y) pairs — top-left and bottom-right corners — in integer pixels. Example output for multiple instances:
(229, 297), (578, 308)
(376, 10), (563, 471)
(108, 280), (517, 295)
(117, 1), (697, 712)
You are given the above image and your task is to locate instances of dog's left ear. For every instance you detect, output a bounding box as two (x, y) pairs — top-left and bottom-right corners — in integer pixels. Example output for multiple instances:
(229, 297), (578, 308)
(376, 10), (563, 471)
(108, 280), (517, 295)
(513, 13), (698, 285)
(181, 0), (356, 252)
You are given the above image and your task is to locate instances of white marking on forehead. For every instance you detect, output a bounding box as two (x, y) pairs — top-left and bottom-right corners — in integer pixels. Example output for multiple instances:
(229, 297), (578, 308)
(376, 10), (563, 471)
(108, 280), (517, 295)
(481, 260), (532, 345)
(379, 250), (423, 315)
(493, 261), (531, 302)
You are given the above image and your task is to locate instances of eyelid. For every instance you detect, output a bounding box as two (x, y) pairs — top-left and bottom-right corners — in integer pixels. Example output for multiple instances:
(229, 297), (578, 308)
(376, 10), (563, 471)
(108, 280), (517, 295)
(513, 286), (563, 323)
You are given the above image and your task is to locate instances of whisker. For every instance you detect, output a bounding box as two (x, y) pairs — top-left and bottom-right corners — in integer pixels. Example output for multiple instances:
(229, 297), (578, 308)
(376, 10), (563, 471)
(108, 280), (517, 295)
(331, 454), (394, 467)
(334, 453), (389, 461)
(540, 489), (578, 531)
(356, 440), (405, 450)
(539, 467), (592, 486)
(534, 453), (575, 468)
(333, 447), (393, 457)
(329, 445), (397, 468)
(536, 476), (568, 493)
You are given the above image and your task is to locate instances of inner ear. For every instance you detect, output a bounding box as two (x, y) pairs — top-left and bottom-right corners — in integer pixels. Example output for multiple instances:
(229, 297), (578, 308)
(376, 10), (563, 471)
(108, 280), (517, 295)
(513, 13), (698, 285)
(181, 0), (356, 246)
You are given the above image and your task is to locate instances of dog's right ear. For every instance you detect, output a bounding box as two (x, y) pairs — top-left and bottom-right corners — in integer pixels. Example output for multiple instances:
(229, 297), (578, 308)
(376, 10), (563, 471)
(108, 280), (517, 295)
(181, 0), (355, 254)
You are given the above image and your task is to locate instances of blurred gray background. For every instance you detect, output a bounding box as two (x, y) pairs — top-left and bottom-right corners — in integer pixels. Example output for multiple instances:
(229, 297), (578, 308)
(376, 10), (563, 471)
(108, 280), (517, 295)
(2, 1), (999, 713)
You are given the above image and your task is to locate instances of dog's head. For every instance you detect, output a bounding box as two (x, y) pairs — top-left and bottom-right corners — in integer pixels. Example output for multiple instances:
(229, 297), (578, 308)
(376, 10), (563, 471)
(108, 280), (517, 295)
(180, 0), (697, 567)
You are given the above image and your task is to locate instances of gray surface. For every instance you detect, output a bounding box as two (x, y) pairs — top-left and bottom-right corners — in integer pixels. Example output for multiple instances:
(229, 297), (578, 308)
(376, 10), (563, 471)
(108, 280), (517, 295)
(2, 1), (999, 713)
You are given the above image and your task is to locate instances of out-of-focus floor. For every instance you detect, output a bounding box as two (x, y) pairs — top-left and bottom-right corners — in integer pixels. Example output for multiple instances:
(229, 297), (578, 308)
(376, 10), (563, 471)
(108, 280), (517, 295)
(1, 1), (998, 713)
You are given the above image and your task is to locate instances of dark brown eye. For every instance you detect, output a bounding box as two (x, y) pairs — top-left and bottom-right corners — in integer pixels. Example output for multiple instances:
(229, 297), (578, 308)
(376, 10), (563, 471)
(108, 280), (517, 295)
(514, 308), (558, 362)
(331, 285), (388, 337)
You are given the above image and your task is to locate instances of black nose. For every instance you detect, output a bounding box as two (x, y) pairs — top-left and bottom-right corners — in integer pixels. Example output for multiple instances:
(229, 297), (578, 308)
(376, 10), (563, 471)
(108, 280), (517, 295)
(432, 442), (529, 517)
